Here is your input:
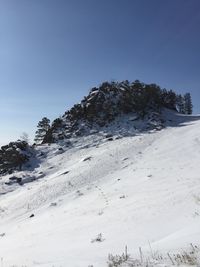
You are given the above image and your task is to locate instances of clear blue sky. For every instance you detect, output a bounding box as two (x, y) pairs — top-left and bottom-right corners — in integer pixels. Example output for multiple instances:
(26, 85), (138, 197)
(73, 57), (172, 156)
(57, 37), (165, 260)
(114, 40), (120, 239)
(0, 0), (200, 145)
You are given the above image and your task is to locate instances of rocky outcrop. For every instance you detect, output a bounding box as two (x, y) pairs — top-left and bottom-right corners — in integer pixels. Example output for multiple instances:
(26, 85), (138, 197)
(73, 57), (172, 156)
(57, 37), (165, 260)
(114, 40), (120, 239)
(0, 141), (33, 174)
(43, 80), (179, 143)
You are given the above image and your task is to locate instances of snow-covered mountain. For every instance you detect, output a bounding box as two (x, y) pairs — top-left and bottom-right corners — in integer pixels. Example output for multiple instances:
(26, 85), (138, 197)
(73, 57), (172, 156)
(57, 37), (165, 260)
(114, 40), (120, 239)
(0, 109), (200, 267)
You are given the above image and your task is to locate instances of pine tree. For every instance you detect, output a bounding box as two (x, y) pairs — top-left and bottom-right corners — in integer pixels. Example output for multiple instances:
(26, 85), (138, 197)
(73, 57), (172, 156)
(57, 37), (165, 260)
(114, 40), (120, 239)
(176, 94), (185, 114)
(184, 93), (193, 114)
(161, 89), (177, 110)
(34, 117), (50, 144)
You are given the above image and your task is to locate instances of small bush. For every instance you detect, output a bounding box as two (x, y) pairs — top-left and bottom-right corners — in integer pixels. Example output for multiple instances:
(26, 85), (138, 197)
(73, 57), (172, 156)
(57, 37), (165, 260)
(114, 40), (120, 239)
(107, 253), (129, 267)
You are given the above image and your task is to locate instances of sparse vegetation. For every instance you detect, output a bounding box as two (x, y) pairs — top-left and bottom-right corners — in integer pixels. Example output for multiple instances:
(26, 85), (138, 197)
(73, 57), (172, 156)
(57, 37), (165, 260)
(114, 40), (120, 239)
(107, 244), (200, 267)
(91, 233), (104, 243)
(108, 246), (129, 267)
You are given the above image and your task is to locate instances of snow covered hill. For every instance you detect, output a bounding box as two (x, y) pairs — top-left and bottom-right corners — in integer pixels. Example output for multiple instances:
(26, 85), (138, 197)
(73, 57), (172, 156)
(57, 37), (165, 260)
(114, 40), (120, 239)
(0, 111), (200, 267)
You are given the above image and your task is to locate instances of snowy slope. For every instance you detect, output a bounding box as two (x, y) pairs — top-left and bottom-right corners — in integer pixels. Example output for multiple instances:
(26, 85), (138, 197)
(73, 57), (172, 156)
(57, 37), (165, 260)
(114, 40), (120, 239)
(0, 111), (200, 267)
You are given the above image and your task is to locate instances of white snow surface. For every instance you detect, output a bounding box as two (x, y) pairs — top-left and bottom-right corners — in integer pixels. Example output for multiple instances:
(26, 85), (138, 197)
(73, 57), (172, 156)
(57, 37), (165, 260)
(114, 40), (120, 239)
(0, 111), (200, 266)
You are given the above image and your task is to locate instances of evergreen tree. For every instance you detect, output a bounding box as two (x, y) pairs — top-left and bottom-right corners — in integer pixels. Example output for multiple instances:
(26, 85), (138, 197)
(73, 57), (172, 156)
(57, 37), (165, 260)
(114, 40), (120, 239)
(161, 89), (177, 110)
(184, 93), (193, 114)
(34, 117), (50, 144)
(176, 94), (185, 114)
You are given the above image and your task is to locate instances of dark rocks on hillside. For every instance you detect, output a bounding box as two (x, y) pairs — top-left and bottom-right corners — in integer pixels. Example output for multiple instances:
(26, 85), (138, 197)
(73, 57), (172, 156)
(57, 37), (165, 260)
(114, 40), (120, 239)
(105, 134), (113, 138)
(16, 177), (22, 184)
(8, 176), (22, 184)
(0, 141), (33, 175)
(9, 176), (18, 181)
(82, 156), (92, 162)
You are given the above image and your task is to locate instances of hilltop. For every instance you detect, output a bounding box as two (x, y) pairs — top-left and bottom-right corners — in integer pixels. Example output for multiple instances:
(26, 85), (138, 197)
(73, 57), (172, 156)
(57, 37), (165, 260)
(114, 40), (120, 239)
(40, 80), (192, 144)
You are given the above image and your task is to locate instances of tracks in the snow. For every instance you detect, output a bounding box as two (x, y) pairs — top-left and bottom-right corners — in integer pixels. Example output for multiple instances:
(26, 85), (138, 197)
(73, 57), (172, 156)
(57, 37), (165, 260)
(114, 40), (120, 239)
(95, 185), (109, 207)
